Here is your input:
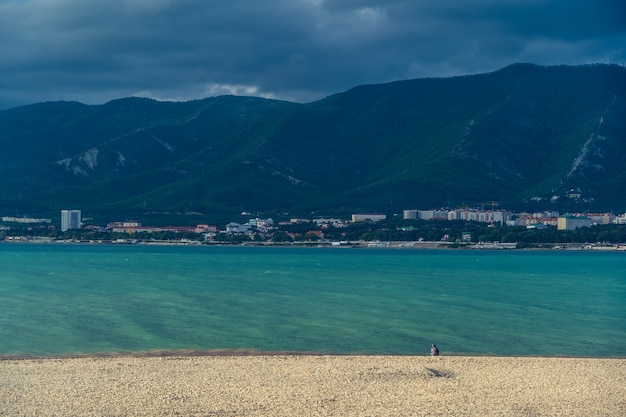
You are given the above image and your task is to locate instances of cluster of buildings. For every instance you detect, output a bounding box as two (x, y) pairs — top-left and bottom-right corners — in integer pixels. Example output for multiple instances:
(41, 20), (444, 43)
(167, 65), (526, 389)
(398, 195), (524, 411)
(403, 209), (512, 225)
(2, 207), (626, 240)
(222, 209), (626, 238)
(402, 208), (626, 231)
(106, 221), (216, 234)
(225, 217), (350, 238)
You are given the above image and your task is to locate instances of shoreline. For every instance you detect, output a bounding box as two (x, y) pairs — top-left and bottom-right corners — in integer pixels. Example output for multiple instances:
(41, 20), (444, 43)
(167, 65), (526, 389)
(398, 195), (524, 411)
(3, 238), (625, 251)
(3, 349), (626, 361)
(3, 354), (625, 416)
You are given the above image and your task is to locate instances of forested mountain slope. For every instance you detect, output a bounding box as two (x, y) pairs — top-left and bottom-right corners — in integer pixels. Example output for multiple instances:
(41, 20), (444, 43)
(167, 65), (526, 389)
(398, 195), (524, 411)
(1, 63), (624, 223)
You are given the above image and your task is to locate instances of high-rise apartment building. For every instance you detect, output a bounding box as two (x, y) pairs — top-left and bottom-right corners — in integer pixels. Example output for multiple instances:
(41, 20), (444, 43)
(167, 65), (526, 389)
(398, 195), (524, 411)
(61, 210), (81, 232)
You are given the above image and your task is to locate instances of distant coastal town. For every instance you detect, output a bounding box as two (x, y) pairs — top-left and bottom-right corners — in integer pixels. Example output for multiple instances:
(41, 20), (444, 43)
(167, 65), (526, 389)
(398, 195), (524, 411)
(2, 206), (626, 250)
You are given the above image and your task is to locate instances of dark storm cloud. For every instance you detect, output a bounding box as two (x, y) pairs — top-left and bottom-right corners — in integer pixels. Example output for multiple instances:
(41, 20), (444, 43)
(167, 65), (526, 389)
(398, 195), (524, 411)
(0, 0), (624, 109)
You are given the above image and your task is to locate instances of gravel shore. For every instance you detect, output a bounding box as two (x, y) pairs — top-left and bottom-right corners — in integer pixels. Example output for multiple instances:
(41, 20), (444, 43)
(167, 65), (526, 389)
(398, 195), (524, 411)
(1, 355), (624, 416)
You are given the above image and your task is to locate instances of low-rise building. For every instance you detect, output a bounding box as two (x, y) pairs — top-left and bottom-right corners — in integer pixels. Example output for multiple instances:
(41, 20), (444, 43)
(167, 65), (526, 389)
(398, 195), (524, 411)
(418, 210), (449, 220)
(195, 224), (217, 233)
(588, 213), (615, 225)
(250, 218), (274, 231)
(313, 218), (348, 228)
(1, 216), (52, 224)
(415, 208), (512, 225)
(226, 222), (251, 234)
(352, 213), (387, 222)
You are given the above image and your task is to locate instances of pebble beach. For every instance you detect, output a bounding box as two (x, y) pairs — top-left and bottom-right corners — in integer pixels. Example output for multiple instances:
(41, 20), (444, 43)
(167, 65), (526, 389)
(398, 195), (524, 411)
(1, 354), (624, 416)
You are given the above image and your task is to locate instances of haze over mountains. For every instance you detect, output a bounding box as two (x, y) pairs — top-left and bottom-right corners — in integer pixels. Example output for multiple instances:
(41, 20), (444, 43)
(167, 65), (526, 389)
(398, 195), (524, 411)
(1, 63), (625, 224)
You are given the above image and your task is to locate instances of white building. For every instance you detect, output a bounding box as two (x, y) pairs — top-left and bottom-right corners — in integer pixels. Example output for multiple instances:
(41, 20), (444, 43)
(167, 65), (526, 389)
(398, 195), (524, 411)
(61, 210), (82, 232)
(588, 213), (615, 225)
(415, 208), (512, 225)
(226, 222), (251, 234)
(249, 218), (274, 231)
(313, 218), (348, 228)
(418, 210), (449, 220)
(1, 216), (51, 224)
(351, 213), (387, 222)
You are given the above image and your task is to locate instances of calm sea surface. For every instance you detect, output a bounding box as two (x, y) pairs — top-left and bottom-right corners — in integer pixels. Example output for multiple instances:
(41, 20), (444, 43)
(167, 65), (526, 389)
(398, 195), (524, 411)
(1, 244), (624, 357)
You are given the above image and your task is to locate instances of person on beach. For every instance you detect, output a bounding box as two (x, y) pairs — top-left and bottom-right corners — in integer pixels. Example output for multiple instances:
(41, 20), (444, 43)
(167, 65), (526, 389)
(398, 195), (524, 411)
(431, 344), (439, 356)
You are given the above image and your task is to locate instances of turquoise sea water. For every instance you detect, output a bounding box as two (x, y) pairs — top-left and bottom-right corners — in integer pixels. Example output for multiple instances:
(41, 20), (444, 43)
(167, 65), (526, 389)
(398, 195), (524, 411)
(1, 244), (624, 357)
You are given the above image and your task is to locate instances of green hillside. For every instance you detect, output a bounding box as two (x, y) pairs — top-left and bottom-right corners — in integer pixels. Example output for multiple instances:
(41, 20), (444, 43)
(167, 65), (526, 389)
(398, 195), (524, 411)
(1, 63), (625, 224)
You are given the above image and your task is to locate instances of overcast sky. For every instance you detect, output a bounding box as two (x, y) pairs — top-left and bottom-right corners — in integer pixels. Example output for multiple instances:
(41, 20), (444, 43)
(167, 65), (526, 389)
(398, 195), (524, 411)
(1, 0), (624, 110)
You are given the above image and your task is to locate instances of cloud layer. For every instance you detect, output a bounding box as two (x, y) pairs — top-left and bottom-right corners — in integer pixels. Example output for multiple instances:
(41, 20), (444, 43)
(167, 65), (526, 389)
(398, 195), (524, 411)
(1, 0), (624, 109)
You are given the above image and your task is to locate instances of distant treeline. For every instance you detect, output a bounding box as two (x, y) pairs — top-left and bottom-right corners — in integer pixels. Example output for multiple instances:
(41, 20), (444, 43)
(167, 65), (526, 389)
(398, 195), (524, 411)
(4, 219), (625, 246)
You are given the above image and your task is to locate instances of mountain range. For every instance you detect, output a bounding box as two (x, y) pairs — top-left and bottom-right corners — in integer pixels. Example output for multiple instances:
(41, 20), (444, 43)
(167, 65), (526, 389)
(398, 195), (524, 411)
(1, 63), (625, 225)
